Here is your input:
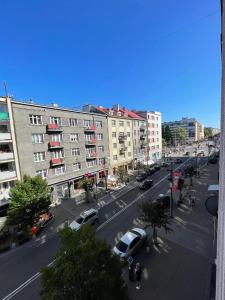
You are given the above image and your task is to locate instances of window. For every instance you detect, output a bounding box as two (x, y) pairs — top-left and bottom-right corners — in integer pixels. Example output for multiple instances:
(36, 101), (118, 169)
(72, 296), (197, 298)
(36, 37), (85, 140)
(85, 134), (94, 141)
(87, 161), (96, 168)
(128, 152), (131, 157)
(134, 130), (136, 136)
(98, 158), (105, 166)
(113, 143), (117, 148)
(55, 165), (65, 175)
(51, 134), (62, 142)
(71, 148), (80, 156)
(127, 132), (130, 137)
(52, 150), (64, 158)
(34, 152), (46, 162)
(157, 138), (159, 142)
(97, 133), (103, 141)
(36, 169), (48, 179)
(112, 120), (116, 126)
(119, 121), (124, 126)
(73, 162), (81, 171)
(70, 134), (79, 142)
(156, 131), (159, 135)
(113, 155), (117, 161)
(95, 121), (102, 128)
(69, 118), (78, 127)
(112, 132), (116, 138)
(29, 115), (42, 125)
(98, 145), (104, 152)
(83, 120), (92, 127)
(32, 134), (44, 144)
(127, 121), (130, 126)
(128, 141), (131, 146)
(50, 117), (61, 125)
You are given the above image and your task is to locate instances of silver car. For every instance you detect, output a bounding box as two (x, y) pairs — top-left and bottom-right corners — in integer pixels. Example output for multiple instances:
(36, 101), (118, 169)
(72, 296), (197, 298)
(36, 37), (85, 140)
(69, 208), (99, 231)
(113, 228), (147, 259)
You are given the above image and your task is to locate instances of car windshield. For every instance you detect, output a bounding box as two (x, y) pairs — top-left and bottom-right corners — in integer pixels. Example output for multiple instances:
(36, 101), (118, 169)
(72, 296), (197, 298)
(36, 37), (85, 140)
(116, 240), (128, 253)
(130, 229), (141, 237)
(76, 217), (84, 224)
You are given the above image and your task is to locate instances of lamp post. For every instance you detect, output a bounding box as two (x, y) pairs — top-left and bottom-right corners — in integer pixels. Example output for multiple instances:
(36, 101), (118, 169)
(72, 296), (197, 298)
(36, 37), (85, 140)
(170, 160), (174, 218)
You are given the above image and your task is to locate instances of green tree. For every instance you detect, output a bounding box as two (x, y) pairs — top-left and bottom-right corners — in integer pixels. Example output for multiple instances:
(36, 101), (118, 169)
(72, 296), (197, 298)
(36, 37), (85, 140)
(117, 166), (127, 183)
(80, 178), (92, 203)
(163, 125), (173, 145)
(175, 127), (188, 145)
(7, 175), (51, 228)
(204, 127), (213, 139)
(40, 226), (130, 300)
(139, 201), (171, 244)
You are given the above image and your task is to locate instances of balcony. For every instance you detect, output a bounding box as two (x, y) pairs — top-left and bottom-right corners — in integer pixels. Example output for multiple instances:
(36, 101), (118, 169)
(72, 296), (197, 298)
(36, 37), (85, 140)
(46, 124), (63, 132)
(140, 143), (147, 149)
(85, 139), (96, 145)
(140, 126), (146, 131)
(0, 133), (12, 142)
(0, 152), (14, 162)
(118, 135), (127, 143)
(50, 158), (64, 167)
(84, 125), (96, 132)
(86, 152), (97, 159)
(0, 112), (9, 121)
(48, 141), (63, 149)
(140, 134), (146, 140)
(0, 170), (16, 182)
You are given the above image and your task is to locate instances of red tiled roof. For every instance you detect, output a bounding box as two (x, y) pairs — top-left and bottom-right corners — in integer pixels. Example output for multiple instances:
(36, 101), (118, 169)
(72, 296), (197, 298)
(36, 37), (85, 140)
(119, 108), (145, 120)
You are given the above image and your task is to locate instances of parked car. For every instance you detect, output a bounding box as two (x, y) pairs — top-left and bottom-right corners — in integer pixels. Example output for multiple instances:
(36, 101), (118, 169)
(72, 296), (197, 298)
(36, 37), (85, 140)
(136, 173), (147, 182)
(154, 194), (170, 209)
(175, 158), (182, 164)
(70, 208), (99, 231)
(162, 162), (169, 168)
(185, 151), (190, 156)
(154, 164), (161, 171)
(147, 167), (155, 175)
(113, 228), (147, 259)
(139, 179), (153, 190)
(0, 203), (9, 217)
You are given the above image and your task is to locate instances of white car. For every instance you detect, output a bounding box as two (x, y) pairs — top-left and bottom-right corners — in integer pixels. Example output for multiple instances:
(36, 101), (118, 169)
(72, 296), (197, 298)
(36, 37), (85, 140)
(113, 228), (147, 259)
(69, 208), (99, 231)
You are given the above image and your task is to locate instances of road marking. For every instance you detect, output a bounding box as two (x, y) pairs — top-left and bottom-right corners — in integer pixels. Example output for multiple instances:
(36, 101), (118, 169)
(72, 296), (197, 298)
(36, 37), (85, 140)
(1, 157), (193, 300)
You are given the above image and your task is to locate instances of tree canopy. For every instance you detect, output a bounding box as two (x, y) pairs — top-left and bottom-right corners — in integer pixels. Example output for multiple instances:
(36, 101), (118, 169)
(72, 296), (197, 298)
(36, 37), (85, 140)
(40, 226), (130, 300)
(117, 166), (127, 182)
(162, 125), (173, 145)
(204, 127), (213, 138)
(175, 127), (188, 144)
(139, 201), (171, 243)
(7, 175), (51, 228)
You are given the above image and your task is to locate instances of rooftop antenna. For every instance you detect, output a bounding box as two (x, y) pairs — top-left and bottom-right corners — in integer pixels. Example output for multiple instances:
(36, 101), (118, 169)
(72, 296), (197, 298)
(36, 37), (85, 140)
(3, 81), (8, 97)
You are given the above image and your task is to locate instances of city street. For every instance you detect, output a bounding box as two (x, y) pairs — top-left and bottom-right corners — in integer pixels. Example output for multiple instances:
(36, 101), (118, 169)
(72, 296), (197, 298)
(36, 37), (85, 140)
(0, 153), (214, 300)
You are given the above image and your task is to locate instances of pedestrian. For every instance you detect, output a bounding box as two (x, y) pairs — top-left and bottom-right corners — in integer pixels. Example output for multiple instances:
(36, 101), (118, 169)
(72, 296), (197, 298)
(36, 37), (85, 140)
(191, 197), (196, 208)
(128, 262), (134, 281)
(135, 262), (142, 289)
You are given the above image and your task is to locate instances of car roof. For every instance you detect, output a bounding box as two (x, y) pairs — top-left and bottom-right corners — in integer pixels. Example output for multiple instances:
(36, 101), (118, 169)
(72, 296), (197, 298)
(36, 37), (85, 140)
(120, 228), (144, 244)
(80, 208), (97, 218)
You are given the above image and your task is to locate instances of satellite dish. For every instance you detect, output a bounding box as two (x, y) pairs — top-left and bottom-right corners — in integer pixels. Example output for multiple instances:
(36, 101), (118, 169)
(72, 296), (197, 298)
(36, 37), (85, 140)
(205, 195), (218, 217)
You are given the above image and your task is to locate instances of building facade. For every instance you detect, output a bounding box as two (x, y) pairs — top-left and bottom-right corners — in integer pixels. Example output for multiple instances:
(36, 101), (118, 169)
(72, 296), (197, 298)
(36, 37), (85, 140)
(0, 97), (21, 207)
(163, 117), (204, 144)
(8, 99), (109, 200)
(135, 110), (162, 162)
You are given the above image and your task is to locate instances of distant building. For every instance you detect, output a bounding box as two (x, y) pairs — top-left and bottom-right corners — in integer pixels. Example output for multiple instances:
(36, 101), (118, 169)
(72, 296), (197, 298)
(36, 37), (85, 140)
(210, 127), (221, 136)
(134, 110), (162, 162)
(163, 117), (204, 144)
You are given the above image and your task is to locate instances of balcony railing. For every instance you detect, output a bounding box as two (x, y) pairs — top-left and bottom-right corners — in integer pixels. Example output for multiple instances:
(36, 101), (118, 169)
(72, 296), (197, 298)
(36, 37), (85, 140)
(0, 152), (14, 161)
(85, 139), (96, 145)
(48, 141), (63, 149)
(140, 126), (146, 131)
(46, 124), (63, 132)
(50, 158), (64, 166)
(140, 134), (146, 140)
(0, 133), (12, 141)
(86, 152), (97, 159)
(84, 125), (97, 132)
(0, 170), (16, 181)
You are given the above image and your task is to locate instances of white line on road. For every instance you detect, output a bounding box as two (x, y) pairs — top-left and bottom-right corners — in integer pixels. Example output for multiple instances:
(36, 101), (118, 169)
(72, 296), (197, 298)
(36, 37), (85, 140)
(1, 157), (193, 300)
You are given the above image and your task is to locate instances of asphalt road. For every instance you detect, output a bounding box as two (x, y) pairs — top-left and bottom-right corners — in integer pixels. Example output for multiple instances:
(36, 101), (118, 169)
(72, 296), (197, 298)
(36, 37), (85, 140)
(0, 155), (208, 300)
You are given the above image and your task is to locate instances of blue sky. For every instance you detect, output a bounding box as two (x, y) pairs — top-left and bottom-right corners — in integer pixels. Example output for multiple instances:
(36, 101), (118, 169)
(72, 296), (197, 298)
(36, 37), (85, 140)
(0, 0), (221, 127)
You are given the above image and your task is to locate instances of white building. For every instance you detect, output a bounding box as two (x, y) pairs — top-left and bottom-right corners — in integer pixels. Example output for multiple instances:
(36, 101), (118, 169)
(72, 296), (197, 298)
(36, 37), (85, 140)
(134, 110), (162, 162)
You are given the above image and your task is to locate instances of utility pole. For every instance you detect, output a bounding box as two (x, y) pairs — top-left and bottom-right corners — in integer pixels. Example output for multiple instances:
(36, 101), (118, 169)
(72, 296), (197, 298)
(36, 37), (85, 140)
(170, 160), (174, 218)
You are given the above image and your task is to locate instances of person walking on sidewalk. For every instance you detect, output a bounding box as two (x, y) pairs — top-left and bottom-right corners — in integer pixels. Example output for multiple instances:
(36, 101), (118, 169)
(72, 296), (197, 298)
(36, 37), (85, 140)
(135, 262), (142, 289)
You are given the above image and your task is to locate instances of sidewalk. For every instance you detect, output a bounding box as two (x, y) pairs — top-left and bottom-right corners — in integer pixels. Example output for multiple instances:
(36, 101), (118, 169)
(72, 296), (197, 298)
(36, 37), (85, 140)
(125, 163), (217, 300)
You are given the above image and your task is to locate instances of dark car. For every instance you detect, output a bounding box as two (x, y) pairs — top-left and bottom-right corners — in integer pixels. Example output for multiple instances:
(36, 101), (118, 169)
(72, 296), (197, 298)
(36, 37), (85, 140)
(175, 158), (182, 164)
(185, 151), (190, 156)
(209, 157), (218, 164)
(136, 173), (147, 182)
(0, 203), (9, 217)
(155, 194), (170, 209)
(154, 164), (161, 171)
(139, 179), (153, 190)
(162, 162), (169, 168)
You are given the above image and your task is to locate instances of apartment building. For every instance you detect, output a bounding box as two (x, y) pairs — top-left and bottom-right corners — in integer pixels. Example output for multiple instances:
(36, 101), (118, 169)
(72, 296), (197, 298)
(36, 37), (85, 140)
(135, 110), (162, 162)
(163, 117), (204, 144)
(5, 98), (109, 200)
(0, 97), (20, 207)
